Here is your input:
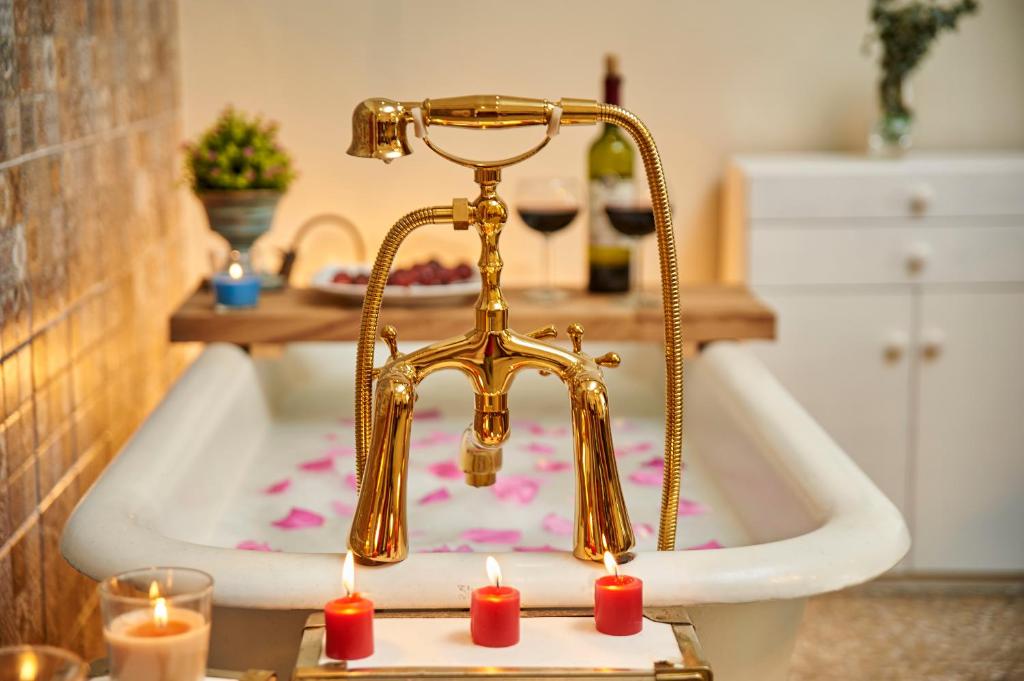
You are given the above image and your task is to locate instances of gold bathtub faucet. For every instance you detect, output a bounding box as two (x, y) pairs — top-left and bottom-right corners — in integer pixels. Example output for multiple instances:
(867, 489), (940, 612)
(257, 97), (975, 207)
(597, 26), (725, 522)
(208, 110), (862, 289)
(346, 96), (684, 565)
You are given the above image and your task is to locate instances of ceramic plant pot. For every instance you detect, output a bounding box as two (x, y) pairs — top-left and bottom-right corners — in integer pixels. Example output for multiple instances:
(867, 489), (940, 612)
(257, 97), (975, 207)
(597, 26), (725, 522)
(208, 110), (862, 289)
(199, 189), (283, 288)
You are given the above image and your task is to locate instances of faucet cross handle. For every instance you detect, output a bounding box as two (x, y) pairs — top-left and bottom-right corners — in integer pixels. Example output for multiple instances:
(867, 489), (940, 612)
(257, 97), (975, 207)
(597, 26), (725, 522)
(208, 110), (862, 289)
(381, 324), (400, 358)
(567, 323), (585, 353)
(596, 352), (621, 368)
(527, 324), (558, 340)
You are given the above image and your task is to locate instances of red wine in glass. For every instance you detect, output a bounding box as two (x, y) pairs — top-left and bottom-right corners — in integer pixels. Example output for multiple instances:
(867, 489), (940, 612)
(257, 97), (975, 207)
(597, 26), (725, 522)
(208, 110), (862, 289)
(518, 207), (579, 234)
(605, 205), (655, 237)
(605, 204), (657, 306)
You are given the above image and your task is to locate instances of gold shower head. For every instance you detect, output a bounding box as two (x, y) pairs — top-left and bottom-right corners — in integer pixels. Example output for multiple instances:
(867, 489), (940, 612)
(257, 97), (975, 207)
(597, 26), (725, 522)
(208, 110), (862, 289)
(347, 98), (412, 163)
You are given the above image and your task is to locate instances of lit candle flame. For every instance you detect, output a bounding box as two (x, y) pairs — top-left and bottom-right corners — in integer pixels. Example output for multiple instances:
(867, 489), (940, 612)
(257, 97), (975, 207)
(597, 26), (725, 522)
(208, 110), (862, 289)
(149, 581), (160, 600)
(153, 597), (169, 628)
(342, 550), (356, 597)
(228, 262), (244, 280)
(485, 555), (502, 588)
(18, 652), (38, 681)
(603, 551), (619, 578)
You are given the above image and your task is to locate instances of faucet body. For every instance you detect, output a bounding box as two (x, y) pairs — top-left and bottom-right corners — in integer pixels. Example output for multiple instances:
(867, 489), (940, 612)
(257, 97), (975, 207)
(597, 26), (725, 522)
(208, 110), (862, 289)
(349, 170), (634, 564)
(346, 95), (684, 566)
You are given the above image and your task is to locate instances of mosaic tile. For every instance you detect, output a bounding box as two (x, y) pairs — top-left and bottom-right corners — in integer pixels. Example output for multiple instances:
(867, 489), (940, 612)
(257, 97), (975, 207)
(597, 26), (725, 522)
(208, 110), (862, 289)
(0, 0), (184, 654)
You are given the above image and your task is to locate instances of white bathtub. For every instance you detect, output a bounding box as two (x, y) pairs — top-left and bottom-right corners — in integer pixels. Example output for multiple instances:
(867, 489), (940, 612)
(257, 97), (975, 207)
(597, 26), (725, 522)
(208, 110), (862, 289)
(63, 341), (908, 680)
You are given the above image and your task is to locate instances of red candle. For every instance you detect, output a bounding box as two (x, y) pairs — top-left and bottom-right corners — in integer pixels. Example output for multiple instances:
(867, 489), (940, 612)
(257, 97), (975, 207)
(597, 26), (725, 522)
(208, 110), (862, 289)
(594, 551), (643, 636)
(324, 551), (374, 660)
(470, 556), (520, 647)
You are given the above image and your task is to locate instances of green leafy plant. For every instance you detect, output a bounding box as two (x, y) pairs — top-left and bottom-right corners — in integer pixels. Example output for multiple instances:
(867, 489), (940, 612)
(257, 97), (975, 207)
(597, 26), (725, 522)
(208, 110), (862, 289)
(183, 107), (296, 192)
(868, 0), (979, 125)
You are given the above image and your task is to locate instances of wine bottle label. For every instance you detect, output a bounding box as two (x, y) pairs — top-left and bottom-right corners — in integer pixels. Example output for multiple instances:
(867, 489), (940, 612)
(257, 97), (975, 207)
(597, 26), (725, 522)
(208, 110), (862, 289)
(588, 177), (633, 265)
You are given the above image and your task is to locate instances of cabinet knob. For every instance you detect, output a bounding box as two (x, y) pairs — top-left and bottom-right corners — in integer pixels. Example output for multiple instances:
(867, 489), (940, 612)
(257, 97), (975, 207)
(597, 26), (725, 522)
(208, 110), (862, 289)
(883, 331), (908, 363)
(904, 242), (932, 276)
(908, 182), (935, 216)
(920, 328), (945, 361)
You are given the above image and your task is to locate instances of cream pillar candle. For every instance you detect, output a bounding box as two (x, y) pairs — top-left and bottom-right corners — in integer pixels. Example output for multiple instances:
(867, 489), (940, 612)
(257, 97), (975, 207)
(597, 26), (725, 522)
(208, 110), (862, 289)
(98, 568), (213, 681)
(104, 604), (209, 681)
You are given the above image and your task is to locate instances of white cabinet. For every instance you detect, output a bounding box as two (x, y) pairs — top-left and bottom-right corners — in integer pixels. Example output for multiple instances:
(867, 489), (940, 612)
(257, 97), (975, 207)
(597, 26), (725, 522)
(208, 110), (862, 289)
(914, 288), (1024, 571)
(723, 153), (1024, 573)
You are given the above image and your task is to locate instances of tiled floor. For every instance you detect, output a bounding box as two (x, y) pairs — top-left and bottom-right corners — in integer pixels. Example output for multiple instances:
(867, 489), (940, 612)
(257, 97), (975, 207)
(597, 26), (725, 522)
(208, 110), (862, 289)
(790, 579), (1024, 681)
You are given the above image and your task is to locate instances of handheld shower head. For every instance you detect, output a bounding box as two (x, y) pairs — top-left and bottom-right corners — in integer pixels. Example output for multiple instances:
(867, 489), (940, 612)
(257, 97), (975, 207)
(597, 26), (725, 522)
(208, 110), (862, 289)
(347, 98), (413, 163)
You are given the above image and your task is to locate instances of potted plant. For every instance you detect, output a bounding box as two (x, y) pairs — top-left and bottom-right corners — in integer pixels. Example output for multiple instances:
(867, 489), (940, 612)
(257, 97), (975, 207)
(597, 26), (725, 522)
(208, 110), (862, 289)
(866, 0), (978, 154)
(184, 107), (296, 284)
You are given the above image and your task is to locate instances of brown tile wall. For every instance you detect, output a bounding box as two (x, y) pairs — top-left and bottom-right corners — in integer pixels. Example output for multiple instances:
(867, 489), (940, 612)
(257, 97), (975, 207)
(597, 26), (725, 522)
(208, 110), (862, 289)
(0, 0), (192, 660)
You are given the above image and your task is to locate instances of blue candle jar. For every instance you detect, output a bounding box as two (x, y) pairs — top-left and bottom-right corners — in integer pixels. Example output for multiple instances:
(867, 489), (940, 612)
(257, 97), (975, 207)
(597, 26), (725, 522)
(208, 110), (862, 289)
(213, 262), (261, 309)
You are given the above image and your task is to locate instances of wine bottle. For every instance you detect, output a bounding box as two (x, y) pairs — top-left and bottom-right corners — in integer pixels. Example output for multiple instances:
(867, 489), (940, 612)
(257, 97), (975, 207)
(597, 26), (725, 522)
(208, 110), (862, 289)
(587, 54), (634, 293)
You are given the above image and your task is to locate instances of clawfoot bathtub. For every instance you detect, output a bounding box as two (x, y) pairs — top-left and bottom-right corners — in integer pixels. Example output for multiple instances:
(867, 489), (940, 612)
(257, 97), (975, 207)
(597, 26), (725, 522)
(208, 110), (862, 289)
(63, 341), (908, 680)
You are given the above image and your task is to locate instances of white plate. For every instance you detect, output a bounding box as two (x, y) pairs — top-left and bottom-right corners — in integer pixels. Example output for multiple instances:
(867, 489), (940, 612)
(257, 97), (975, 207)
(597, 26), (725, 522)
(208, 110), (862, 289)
(309, 263), (480, 306)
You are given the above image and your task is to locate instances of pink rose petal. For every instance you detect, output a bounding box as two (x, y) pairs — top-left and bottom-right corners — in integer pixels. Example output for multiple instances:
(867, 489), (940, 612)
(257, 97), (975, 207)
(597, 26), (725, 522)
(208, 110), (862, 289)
(344, 472), (359, 491)
(542, 512), (573, 536)
(271, 507), (325, 530)
(338, 417), (356, 426)
(492, 475), (541, 504)
(237, 540), (276, 551)
(325, 433), (338, 441)
(629, 468), (664, 486)
(421, 544), (474, 553)
(535, 458), (571, 473)
(263, 478), (291, 495)
(612, 417), (636, 432)
(617, 441), (656, 457)
(418, 487), (452, 505)
(414, 407), (442, 421)
(519, 421), (568, 438)
(427, 460), (463, 480)
(633, 522), (655, 539)
(523, 442), (556, 455)
(677, 498), (710, 516)
(411, 431), (460, 449)
(460, 528), (522, 544)
(513, 545), (561, 552)
(326, 446), (355, 458)
(299, 456), (335, 472)
(534, 425), (569, 438)
(331, 500), (355, 517)
(641, 456), (664, 469)
(686, 539), (723, 550)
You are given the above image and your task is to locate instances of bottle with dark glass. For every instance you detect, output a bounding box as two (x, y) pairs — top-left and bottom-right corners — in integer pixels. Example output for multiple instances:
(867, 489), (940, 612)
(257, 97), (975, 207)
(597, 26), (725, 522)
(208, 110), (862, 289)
(587, 54), (634, 293)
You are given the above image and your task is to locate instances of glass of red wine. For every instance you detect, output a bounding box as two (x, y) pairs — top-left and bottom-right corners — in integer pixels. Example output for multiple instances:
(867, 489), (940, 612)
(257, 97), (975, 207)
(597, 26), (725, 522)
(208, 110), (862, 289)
(515, 177), (580, 302)
(605, 196), (658, 308)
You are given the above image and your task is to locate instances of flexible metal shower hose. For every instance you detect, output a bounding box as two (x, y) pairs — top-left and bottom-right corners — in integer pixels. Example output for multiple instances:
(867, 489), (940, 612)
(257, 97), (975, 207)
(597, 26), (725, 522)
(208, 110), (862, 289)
(598, 104), (684, 553)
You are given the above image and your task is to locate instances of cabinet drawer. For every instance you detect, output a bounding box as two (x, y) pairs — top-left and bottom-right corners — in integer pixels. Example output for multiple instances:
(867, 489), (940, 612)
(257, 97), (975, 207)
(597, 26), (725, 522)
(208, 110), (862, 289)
(750, 224), (1024, 286)
(742, 158), (1024, 220)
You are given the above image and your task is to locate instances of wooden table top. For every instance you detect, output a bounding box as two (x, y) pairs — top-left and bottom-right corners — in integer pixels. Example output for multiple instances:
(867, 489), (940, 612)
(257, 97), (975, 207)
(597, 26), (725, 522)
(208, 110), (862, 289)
(169, 285), (775, 346)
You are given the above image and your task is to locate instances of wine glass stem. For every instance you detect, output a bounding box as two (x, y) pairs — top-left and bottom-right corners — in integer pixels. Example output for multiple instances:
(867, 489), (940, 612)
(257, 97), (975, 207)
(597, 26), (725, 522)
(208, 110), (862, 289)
(630, 237), (642, 303)
(545, 233), (554, 294)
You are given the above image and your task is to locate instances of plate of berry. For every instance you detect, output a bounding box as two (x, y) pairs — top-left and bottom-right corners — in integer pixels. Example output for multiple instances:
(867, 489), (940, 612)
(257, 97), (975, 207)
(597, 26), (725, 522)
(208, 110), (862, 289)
(310, 259), (480, 306)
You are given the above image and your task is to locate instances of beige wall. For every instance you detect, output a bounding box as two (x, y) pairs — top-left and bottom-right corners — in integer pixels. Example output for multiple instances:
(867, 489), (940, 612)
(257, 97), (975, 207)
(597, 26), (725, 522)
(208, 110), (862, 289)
(179, 0), (1024, 286)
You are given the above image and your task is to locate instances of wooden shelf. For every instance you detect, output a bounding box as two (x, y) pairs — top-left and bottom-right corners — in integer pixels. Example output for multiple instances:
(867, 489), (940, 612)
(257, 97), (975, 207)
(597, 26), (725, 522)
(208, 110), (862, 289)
(169, 285), (775, 346)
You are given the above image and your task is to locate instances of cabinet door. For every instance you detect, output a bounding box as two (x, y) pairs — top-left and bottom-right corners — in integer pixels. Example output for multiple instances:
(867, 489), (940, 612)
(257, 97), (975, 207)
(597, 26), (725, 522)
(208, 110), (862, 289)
(748, 290), (914, 517)
(913, 286), (1024, 572)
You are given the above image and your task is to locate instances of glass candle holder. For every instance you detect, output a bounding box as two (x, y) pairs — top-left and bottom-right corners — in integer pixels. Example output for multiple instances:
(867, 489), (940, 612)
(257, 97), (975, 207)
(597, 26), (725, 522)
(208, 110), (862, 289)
(0, 646), (87, 681)
(99, 567), (213, 681)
